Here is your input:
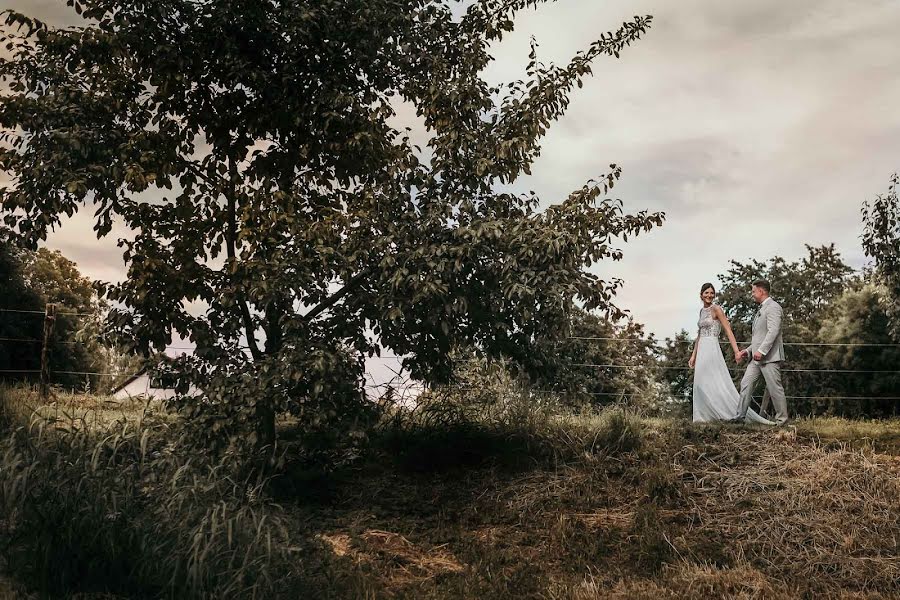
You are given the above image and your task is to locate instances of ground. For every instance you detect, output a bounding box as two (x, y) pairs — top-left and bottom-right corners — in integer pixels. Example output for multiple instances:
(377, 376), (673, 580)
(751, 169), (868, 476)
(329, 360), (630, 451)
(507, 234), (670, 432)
(1, 388), (898, 599)
(278, 418), (900, 599)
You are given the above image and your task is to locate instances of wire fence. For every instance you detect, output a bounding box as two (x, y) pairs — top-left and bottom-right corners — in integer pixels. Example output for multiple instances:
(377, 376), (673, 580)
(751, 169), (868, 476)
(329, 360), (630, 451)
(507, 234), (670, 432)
(567, 335), (900, 348)
(2, 304), (899, 406)
(1, 305), (186, 393)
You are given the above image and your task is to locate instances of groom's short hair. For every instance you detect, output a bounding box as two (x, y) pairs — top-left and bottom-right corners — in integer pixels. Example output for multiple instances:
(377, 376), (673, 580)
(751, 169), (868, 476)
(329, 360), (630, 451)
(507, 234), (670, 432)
(752, 279), (771, 294)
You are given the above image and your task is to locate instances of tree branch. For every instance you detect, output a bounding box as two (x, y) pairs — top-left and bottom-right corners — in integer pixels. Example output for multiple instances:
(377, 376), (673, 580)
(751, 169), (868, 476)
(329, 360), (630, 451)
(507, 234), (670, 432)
(300, 269), (370, 324)
(179, 158), (228, 191)
(225, 156), (262, 360)
(264, 301), (284, 354)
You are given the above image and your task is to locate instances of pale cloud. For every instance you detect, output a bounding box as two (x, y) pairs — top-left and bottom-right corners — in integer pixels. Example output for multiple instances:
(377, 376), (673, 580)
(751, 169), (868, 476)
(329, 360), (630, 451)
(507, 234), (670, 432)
(475, 0), (900, 334)
(5, 0), (900, 340)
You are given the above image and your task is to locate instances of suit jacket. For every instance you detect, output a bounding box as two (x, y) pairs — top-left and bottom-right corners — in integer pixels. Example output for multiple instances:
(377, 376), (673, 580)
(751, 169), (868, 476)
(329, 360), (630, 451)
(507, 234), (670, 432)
(751, 298), (785, 363)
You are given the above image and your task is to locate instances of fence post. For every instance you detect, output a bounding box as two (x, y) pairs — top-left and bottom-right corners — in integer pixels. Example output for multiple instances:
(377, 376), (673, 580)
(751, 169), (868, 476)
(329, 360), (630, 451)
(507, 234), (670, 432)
(40, 303), (56, 400)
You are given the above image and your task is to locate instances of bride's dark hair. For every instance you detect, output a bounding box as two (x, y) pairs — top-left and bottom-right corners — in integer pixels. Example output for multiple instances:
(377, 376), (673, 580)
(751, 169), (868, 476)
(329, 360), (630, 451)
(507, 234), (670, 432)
(700, 282), (715, 295)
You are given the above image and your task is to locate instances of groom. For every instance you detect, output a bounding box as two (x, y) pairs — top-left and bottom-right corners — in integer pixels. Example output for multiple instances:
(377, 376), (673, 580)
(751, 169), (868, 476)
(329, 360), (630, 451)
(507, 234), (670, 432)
(735, 279), (790, 425)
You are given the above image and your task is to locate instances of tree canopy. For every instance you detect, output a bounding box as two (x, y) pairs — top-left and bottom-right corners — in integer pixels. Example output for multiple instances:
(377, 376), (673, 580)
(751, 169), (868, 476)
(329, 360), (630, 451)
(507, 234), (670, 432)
(1, 2), (662, 450)
(0, 233), (44, 380)
(714, 244), (855, 345)
(862, 173), (900, 338)
(0, 234), (106, 388)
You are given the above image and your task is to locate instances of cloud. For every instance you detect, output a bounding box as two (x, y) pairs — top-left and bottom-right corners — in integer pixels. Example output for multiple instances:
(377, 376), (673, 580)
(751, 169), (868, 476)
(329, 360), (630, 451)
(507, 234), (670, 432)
(473, 0), (900, 335)
(5, 1), (82, 26)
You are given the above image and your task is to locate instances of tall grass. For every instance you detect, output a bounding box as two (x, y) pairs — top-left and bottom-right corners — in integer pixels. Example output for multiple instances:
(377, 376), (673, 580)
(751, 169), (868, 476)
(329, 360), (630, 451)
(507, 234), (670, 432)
(6, 381), (896, 598)
(375, 370), (646, 473)
(0, 386), (293, 599)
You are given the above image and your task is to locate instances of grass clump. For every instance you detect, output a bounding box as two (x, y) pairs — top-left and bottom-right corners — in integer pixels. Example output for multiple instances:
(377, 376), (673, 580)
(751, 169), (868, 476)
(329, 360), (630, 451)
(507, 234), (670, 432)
(375, 369), (647, 474)
(0, 397), (293, 599)
(629, 502), (673, 573)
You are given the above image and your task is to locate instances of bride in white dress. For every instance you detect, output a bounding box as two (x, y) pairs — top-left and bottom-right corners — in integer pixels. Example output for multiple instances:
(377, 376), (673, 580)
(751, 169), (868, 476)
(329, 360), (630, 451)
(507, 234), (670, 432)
(689, 283), (774, 424)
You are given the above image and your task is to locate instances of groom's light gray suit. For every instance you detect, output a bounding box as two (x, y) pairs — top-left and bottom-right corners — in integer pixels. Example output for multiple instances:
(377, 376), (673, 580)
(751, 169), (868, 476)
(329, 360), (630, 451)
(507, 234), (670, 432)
(737, 297), (789, 424)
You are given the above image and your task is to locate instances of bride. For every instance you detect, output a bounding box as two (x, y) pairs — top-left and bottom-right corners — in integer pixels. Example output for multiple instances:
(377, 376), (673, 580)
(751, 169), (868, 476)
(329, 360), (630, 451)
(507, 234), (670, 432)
(689, 283), (774, 424)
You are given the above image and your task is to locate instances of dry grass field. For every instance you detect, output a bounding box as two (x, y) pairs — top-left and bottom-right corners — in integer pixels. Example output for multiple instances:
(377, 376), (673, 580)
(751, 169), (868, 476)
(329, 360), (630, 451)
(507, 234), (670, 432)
(1, 386), (898, 598)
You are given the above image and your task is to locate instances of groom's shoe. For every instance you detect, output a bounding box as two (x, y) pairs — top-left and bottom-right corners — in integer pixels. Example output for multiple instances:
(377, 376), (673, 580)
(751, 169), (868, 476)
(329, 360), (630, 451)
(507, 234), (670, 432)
(725, 416), (745, 425)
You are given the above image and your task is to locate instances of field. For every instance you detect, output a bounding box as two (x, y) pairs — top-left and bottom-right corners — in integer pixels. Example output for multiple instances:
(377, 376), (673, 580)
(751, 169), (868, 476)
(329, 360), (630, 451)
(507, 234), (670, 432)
(1, 386), (899, 599)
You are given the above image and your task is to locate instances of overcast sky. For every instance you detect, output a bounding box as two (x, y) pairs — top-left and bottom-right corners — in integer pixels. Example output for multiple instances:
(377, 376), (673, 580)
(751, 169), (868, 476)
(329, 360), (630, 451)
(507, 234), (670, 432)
(5, 0), (900, 340)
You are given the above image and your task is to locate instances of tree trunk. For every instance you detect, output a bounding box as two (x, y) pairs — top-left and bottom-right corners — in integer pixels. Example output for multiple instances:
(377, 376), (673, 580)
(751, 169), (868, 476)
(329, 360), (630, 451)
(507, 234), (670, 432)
(256, 401), (277, 452)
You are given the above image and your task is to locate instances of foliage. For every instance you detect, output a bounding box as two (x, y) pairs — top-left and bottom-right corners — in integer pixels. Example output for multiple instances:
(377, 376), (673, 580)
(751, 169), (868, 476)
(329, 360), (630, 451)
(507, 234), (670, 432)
(657, 329), (693, 410)
(25, 247), (111, 389)
(715, 243), (855, 344)
(378, 362), (646, 471)
(20, 247), (95, 313)
(813, 283), (900, 417)
(862, 172), (900, 338)
(0, 235), (110, 390)
(528, 307), (661, 407)
(0, 399), (292, 598)
(0, 234), (44, 381)
(0, 2), (661, 454)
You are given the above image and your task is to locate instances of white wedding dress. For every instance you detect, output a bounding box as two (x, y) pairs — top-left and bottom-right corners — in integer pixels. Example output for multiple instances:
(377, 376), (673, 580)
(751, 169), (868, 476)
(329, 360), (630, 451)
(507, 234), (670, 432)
(692, 306), (774, 424)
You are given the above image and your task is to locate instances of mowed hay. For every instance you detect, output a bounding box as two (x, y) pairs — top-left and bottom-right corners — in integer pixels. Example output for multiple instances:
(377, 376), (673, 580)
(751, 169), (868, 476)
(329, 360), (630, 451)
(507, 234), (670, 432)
(672, 428), (900, 596)
(473, 422), (899, 598)
(318, 529), (465, 587)
(572, 561), (790, 599)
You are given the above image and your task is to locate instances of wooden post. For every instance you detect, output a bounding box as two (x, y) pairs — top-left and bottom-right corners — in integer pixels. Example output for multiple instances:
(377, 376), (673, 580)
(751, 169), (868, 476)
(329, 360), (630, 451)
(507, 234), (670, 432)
(40, 303), (56, 400)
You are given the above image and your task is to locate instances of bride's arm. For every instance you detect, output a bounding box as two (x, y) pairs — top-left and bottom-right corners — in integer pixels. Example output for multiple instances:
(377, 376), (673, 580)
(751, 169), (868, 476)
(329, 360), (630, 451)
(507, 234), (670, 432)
(713, 306), (741, 359)
(689, 331), (699, 368)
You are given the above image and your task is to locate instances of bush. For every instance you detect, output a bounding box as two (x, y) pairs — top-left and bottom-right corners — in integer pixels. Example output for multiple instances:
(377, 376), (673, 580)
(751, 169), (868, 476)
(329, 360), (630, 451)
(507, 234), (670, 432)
(375, 358), (646, 472)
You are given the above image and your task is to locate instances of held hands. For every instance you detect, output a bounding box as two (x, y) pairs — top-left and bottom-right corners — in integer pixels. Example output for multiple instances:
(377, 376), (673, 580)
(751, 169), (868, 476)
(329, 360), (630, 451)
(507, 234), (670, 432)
(735, 348), (763, 362)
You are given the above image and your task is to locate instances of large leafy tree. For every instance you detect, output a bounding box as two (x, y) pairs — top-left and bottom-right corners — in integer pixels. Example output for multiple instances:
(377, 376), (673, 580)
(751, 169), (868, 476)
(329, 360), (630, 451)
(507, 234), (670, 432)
(21, 248), (95, 315)
(0, 2), (662, 450)
(815, 283), (900, 418)
(0, 235), (105, 388)
(715, 244), (855, 345)
(862, 173), (900, 338)
(0, 233), (44, 380)
(22, 248), (111, 389)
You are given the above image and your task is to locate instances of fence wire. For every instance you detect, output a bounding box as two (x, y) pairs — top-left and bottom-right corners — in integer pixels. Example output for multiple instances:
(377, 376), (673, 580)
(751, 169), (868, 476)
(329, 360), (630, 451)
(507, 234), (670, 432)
(2, 306), (899, 402)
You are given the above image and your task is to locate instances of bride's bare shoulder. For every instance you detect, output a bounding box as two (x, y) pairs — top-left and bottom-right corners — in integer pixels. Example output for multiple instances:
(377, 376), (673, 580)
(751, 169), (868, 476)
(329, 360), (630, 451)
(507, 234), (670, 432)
(711, 304), (728, 318)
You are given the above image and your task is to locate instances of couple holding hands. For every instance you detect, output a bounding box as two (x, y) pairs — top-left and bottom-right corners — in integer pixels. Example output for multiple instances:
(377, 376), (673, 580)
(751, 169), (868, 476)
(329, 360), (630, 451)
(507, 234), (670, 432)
(689, 279), (789, 426)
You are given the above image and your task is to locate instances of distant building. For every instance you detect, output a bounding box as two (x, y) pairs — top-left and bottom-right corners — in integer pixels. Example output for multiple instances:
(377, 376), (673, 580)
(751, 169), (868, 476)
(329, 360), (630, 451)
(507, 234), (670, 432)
(110, 369), (194, 400)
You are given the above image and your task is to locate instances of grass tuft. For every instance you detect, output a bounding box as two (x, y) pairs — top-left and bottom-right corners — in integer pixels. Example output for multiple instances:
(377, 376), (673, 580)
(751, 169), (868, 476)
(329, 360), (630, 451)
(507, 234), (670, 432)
(0, 387), (292, 599)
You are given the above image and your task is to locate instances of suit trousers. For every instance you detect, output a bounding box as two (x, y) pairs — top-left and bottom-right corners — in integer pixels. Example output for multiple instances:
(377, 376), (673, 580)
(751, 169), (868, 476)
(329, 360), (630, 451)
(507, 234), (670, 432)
(738, 360), (789, 424)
